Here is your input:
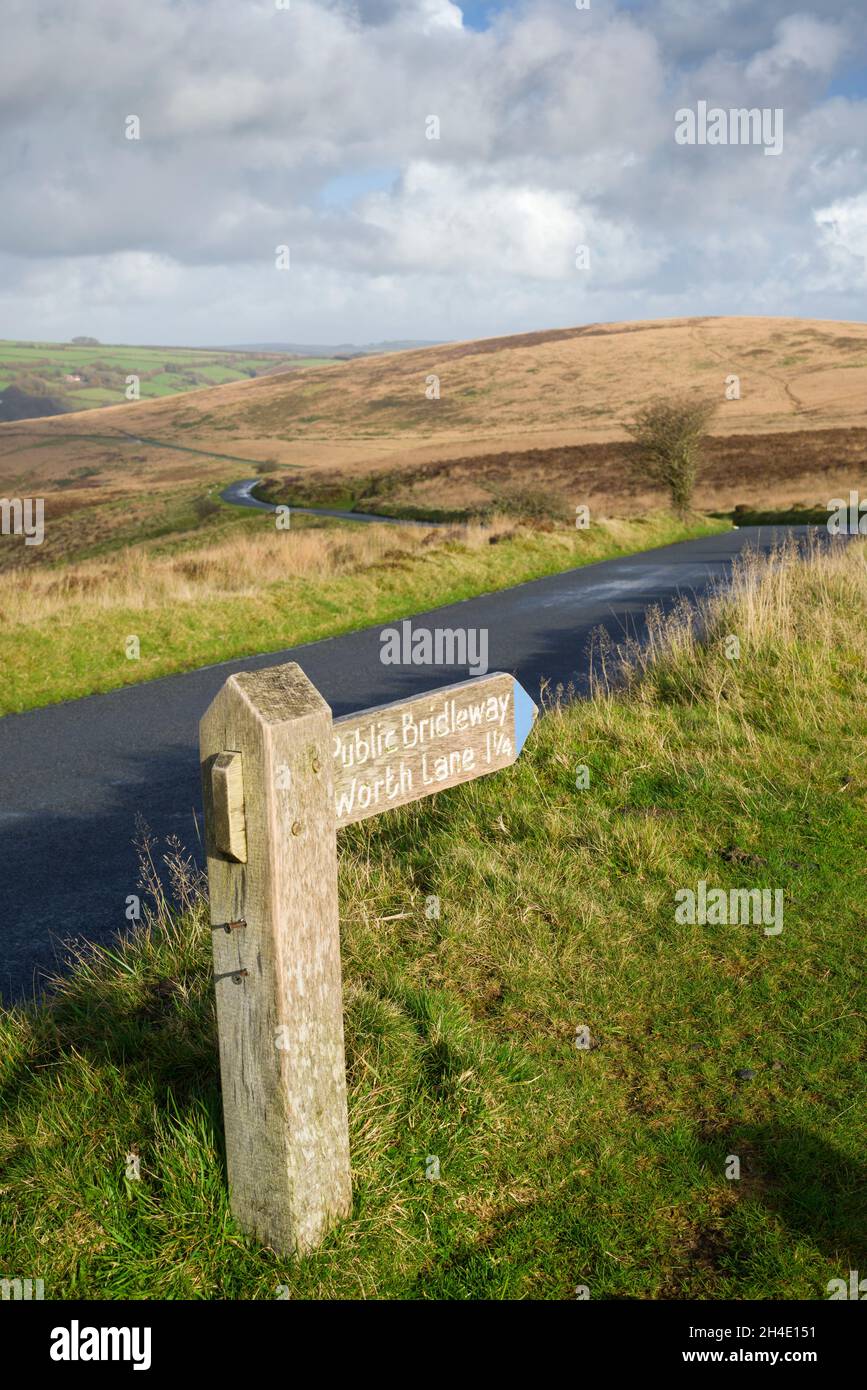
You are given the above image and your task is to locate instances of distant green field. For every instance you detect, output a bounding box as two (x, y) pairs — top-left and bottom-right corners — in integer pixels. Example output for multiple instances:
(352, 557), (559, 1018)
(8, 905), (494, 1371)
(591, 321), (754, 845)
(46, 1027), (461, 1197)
(0, 340), (335, 421)
(194, 365), (245, 385)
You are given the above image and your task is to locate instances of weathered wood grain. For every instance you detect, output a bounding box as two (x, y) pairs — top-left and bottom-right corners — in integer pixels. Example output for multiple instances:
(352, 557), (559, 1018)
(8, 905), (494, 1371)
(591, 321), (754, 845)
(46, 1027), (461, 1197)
(200, 661), (351, 1256)
(332, 672), (537, 827)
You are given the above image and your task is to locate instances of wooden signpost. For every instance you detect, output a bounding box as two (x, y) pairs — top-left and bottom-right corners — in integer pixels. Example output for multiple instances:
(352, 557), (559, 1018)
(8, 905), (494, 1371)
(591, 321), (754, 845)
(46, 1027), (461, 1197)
(199, 661), (537, 1255)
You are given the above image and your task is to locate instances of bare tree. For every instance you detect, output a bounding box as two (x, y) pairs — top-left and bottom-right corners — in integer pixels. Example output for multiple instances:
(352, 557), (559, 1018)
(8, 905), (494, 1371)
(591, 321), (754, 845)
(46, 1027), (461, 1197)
(624, 395), (717, 514)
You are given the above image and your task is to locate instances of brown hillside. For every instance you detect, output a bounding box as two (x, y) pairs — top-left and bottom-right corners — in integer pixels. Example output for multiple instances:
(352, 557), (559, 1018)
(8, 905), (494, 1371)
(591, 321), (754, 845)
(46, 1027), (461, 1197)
(1, 316), (866, 519)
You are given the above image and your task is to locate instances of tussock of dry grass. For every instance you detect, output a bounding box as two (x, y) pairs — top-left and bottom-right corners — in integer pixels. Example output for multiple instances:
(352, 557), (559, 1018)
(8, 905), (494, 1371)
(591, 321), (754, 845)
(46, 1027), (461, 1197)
(719, 536), (866, 649)
(595, 534), (866, 704)
(0, 516), (516, 626)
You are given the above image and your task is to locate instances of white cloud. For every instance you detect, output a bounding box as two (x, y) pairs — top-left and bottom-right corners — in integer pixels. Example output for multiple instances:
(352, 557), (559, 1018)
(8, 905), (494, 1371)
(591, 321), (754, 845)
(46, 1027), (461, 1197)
(746, 14), (847, 86)
(419, 0), (464, 33)
(0, 0), (864, 342)
(358, 162), (580, 277)
(815, 191), (867, 286)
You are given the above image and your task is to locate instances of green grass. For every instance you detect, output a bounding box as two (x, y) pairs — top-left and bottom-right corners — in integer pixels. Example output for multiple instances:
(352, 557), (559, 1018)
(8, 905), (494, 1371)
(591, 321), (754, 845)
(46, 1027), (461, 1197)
(0, 340), (334, 419)
(195, 366), (246, 385)
(0, 539), (863, 1299)
(0, 512), (729, 713)
(73, 388), (124, 405)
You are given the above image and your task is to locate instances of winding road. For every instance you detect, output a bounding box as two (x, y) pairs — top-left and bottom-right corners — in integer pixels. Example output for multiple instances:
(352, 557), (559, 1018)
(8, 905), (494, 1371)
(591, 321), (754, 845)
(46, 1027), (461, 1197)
(220, 477), (443, 526)
(0, 523), (825, 1002)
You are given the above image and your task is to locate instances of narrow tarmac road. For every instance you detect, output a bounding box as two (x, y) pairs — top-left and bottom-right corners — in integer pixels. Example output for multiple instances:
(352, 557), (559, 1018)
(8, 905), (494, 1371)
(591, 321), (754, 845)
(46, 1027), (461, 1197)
(0, 525), (819, 1001)
(220, 477), (443, 526)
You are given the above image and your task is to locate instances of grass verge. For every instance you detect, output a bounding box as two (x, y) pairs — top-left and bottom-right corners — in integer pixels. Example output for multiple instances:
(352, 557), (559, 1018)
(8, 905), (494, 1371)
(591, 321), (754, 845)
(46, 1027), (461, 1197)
(0, 536), (864, 1298)
(0, 510), (727, 713)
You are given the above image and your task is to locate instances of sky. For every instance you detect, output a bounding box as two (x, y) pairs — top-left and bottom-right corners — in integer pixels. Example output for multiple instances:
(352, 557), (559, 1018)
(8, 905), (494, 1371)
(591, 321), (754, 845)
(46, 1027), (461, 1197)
(1, 0), (866, 346)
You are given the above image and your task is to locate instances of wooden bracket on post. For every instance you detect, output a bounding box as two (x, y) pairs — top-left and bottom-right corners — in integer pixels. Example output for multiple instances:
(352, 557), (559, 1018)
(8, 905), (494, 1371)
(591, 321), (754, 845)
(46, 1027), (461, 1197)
(211, 751), (247, 862)
(199, 662), (351, 1256)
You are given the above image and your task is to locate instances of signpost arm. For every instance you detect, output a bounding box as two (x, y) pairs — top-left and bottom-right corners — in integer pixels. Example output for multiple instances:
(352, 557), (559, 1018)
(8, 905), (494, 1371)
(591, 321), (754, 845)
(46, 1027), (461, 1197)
(199, 662), (351, 1255)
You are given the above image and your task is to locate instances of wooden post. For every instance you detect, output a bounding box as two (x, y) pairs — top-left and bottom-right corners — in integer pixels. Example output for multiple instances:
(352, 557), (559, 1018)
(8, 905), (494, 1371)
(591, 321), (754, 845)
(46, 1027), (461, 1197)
(199, 662), (351, 1255)
(199, 661), (537, 1255)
